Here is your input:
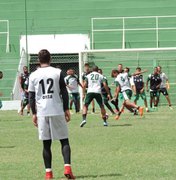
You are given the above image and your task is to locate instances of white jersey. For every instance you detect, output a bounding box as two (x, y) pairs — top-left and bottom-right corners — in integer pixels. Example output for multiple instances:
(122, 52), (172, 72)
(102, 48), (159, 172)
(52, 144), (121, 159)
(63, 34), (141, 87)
(28, 66), (64, 117)
(159, 72), (168, 88)
(115, 72), (131, 92)
(64, 74), (79, 93)
(85, 71), (104, 94)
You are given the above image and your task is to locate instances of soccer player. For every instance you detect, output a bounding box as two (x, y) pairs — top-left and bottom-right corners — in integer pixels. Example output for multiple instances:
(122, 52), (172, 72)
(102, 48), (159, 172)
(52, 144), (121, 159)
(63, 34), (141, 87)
(114, 70), (144, 120)
(80, 65), (111, 127)
(19, 66), (30, 115)
(82, 63), (95, 113)
(64, 69), (74, 111)
(146, 67), (162, 109)
(157, 66), (172, 109)
(19, 77), (30, 115)
(0, 71), (3, 109)
(133, 67), (149, 112)
(98, 68), (119, 114)
(65, 68), (83, 113)
(28, 49), (75, 180)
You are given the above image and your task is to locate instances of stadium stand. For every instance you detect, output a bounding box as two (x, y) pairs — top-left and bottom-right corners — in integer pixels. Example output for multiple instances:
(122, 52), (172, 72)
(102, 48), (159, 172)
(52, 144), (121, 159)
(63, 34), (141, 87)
(0, 0), (176, 101)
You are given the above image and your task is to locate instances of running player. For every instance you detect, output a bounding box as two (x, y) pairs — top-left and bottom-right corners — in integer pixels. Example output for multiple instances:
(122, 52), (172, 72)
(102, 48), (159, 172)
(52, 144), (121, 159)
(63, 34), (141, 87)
(114, 70), (144, 120)
(98, 68), (119, 114)
(146, 67), (162, 109)
(65, 68), (82, 113)
(80, 65), (111, 127)
(157, 66), (172, 109)
(0, 71), (3, 109)
(28, 49), (75, 179)
(82, 63), (95, 113)
(133, 67), (149, 112)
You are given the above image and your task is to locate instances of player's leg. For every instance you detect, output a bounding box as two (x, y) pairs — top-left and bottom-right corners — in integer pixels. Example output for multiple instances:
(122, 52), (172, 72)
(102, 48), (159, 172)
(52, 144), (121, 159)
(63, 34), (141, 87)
(103, 94), (115, 114)
(72, 93), (79, 113)
(110, 91), (119, 112)
(27, 103), (30, 115)
(60, 139), (75, 179)
(123, 90), (143, 116)
(91, 100), (95, 113)
(49, 116), (75, 179)
(80, 93), (93, 127)
(141, 92), (149, 112)
(95, 94), (108, 126)
(154, 91), (160, 107)
(19, 98), (28, 115)
(162, 88), (172, 108)
(69, 93), (73, 110)
(43, 140), (53, 179)
(150, 91), (154, 108)
(38, 117), (53, 179)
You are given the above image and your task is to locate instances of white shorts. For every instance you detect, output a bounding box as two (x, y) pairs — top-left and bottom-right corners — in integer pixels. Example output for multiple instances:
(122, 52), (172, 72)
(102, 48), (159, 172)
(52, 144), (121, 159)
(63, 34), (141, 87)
(37, 115), (68, 141)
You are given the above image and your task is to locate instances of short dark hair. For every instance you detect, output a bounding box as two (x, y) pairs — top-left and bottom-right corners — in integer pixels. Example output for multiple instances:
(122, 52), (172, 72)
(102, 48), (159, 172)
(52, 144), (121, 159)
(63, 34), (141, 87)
(84, 63), (89, 67)
(38, 49), (51, 64)
(111, 69), (119, 77)
(92, 65), (99, 72)
(136, 67), (141, 71)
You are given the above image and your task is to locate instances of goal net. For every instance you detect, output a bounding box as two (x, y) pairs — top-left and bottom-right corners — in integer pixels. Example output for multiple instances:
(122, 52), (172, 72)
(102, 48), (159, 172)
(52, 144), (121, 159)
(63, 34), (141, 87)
(79, 48), (176, 106)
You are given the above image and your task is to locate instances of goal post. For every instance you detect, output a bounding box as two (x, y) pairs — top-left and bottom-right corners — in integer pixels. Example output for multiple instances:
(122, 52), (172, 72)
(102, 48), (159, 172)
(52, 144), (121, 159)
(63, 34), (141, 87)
(79, 47), (176, 107)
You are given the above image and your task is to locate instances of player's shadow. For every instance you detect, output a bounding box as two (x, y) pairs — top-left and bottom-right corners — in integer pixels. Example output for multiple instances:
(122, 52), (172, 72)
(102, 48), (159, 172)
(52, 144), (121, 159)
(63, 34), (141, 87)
(110, 124), (132, 127)
(76, 173), (122, 179)
(0, 145), (15, 148)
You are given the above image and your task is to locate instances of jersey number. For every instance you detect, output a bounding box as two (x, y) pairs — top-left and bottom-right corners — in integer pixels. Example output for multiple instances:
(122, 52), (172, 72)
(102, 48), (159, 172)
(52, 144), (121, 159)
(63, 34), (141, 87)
(90, 74), (99, 80)
(39, 78), (54, 94)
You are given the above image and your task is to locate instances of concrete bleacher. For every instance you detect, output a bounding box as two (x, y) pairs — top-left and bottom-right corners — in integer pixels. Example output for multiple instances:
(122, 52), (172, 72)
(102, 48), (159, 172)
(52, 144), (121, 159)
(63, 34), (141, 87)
(0, 0), (176, 100)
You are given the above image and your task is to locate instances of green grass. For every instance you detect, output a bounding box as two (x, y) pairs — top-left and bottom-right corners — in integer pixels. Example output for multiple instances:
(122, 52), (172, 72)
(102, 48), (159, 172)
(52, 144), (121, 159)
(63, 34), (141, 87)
(0, 107), (176, 180)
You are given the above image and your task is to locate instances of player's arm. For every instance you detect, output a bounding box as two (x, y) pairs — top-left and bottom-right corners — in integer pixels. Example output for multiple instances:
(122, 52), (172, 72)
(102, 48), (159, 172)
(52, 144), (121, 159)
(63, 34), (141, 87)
(77, 78), (83, 88)
(156, 78), (162, 90)
(82, 79), (87, 99)
(29, 91), (37, 127)
(165, 74), (170, 89)
(59, 72), (70, 122)
(166, 80), (170, 89)
(132, 69), (148, 76)
(18, 74), (23, 91)
(114, 81), (120, 99)
(102, 80), (111, 100)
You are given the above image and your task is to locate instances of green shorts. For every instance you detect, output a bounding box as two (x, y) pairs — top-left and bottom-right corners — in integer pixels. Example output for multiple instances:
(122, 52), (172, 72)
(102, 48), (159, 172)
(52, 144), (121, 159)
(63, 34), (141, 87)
(84, 93), (103, 108)
(150, 90), (160, 98)
(122, 89), (132, 100)
(134, 91), (147, 101)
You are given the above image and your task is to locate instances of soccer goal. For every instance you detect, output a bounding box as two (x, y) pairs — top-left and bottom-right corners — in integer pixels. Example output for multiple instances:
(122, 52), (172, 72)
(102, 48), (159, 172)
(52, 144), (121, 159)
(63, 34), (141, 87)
(0, 20), (9, 53)
(79, 47), (176, 106)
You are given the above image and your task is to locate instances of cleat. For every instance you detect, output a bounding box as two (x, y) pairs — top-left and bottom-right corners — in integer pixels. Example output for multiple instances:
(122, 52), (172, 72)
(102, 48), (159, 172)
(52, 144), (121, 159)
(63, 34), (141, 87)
(64, 166), (75, 179)
(115, 115), (120, 120)
(133, 109), (138, 115)
(45, 171), (53, 180)
(80, 120), (86, 127)
(169, 106), (173, 110)
(103, 121), (108, 126)
(146, 108), (149, 112)
(139, 107), (144, 116)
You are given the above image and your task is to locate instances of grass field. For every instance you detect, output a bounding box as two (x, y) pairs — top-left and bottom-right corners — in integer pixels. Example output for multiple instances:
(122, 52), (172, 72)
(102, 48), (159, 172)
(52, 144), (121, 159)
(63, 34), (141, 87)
(0, 107), (176, 180)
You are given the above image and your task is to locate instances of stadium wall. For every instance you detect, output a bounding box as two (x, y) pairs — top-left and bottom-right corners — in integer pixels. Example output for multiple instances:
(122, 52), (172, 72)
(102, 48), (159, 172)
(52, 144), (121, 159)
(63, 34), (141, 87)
(1, 0), (176, 100)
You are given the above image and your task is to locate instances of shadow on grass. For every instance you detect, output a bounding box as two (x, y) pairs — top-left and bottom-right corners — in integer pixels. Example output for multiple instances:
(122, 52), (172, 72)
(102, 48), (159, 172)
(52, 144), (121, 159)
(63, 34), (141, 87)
(76, 173), (122, 179)
(0, 146), (15, 148)
(110, 124), (132, 127)
(0, 119), (23, 122)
